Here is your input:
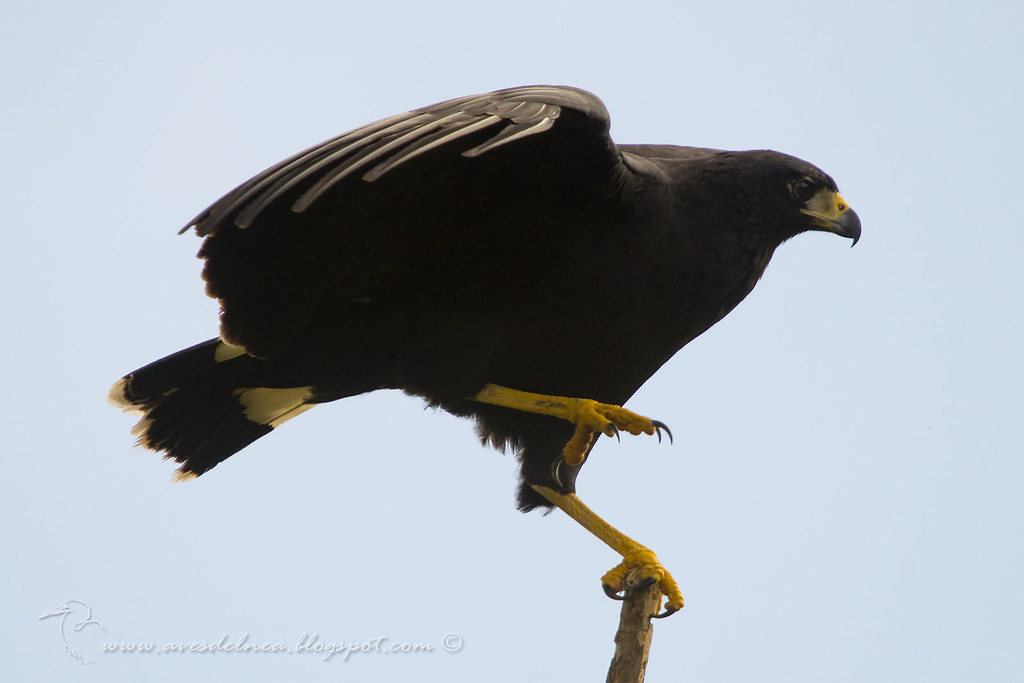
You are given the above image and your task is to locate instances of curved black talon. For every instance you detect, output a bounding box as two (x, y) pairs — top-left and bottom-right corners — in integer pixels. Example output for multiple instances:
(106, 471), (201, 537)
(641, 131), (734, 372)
(652, 605), (679, 619)
(603, 583), (626, 601)
(606, 424), (621, 442)
(652, 420), (673, 444)
(623, 575), (657, 592)
(603, 575), (658, 602)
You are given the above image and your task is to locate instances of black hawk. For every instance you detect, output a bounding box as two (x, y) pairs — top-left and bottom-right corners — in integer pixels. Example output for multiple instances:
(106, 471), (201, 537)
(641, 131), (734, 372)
(111, 85), (860, 616)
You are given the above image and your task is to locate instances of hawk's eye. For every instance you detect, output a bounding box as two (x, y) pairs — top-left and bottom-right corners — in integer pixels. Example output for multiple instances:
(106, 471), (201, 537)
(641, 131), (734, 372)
(790, 177), (818, 203)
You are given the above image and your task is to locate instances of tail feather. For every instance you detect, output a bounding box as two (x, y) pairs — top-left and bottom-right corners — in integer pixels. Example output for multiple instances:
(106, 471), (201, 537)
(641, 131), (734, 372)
(109, 338), (314, 478)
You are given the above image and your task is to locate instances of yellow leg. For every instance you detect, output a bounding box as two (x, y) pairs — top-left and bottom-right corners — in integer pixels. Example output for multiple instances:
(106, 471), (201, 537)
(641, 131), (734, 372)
(533, 485), (684, 617)
(471, 383), (671, 465)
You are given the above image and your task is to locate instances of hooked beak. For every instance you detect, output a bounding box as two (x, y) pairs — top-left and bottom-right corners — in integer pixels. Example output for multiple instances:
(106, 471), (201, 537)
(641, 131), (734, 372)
(801, 190), (861, 246)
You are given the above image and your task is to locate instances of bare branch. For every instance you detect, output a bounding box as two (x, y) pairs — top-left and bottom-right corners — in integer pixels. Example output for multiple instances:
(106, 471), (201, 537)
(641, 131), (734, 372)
(605, 573), (663, 683)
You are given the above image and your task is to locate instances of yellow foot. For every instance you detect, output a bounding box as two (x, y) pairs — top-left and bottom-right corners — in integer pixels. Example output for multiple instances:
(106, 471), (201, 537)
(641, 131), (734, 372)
(528, 487), (684, 619)
(470, 383), (672, 467)
(601, 547), (684, 618)
(562, 399), (672, 466)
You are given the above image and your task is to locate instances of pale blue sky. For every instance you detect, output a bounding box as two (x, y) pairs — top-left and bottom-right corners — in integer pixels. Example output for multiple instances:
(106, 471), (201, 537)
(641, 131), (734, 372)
(4, 1), (1022, 681)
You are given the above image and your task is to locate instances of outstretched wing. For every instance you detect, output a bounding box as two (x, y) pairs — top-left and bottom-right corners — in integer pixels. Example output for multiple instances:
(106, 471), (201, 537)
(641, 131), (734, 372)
(188, 85), (631, 357)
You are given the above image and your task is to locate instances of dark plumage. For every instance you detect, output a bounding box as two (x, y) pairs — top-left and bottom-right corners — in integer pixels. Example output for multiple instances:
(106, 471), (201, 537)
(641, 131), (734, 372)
(111, 85), (860, 514)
